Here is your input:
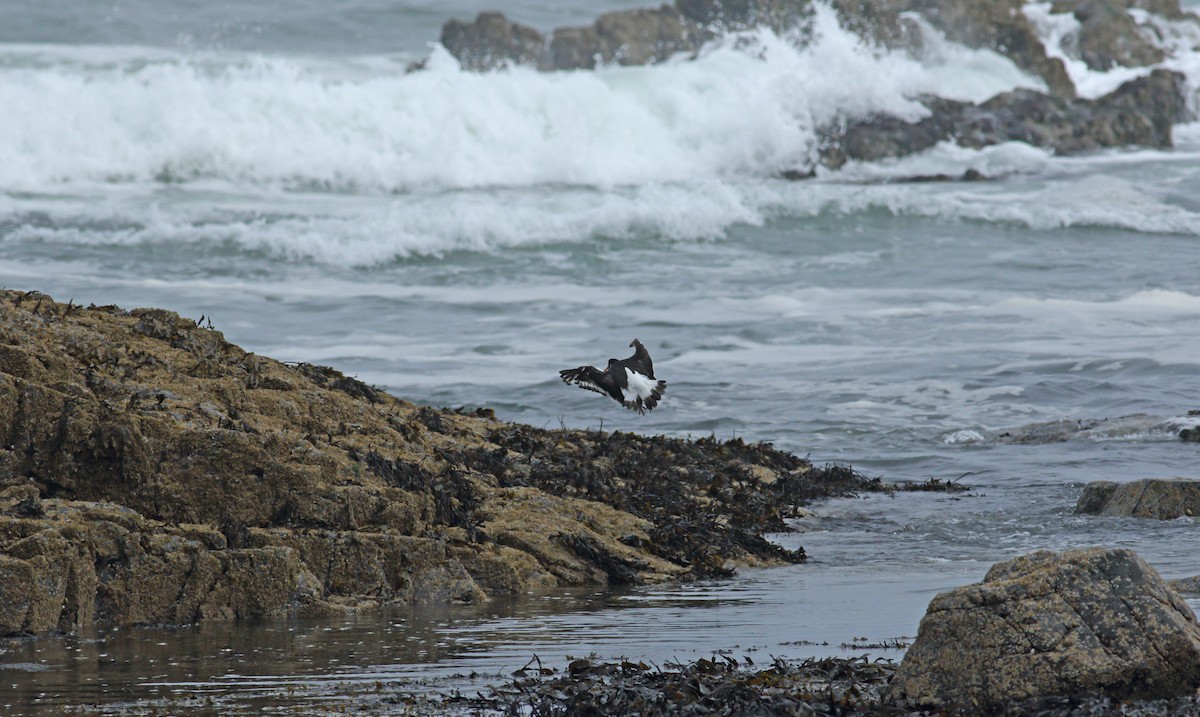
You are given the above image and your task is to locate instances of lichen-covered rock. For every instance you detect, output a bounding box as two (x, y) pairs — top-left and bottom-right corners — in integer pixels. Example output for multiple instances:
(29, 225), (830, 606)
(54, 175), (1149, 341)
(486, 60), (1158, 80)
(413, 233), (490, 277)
(887, 548), (1200, 712)
(1075, 478), (1200, 519)
(0, 290), (880, 636)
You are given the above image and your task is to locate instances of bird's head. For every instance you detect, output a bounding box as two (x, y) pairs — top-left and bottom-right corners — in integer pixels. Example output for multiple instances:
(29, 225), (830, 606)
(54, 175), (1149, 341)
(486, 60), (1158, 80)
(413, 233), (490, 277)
(605, 358), (619, 373)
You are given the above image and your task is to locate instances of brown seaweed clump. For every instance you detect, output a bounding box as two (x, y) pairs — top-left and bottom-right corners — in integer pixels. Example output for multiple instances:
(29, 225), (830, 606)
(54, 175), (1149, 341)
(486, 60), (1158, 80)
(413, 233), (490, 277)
(401, 654), (1200, 717)
(0, 290), (935, 636)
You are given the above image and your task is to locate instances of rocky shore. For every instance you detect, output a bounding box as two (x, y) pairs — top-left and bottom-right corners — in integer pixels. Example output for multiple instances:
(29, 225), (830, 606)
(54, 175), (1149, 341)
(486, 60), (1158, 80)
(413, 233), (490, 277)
(400, 548), (1200, 716)
(0, 289), (939, 637)
(6, 292), (1200, 714)
(437, 0), (1198, 172)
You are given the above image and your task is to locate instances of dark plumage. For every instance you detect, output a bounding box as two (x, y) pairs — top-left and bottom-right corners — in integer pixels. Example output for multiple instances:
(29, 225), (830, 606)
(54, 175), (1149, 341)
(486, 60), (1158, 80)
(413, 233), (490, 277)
(559, 339), (667, 414)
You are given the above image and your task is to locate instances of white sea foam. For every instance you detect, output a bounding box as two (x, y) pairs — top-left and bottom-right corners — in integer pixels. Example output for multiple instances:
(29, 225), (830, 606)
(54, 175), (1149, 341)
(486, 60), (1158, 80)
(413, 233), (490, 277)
(0, 5), (1040, 195)
(1025, 1), (1200, 104)
(3, 3), (1200, 263)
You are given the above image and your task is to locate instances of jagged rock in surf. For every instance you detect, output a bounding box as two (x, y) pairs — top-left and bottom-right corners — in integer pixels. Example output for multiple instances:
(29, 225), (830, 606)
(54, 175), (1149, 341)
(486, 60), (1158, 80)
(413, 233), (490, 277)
(548, 6), (712, 70)
(438, 0), (1197, 168)
(676, 0), (815, 34)
(819, 69), (1190, 169)
(1075, 478), (1200, 519)
(887, 547), (1200, 712)
(905, 0), (1076, 97)
(1051, 0), (1183, 71)
(440, 12), (546, 71)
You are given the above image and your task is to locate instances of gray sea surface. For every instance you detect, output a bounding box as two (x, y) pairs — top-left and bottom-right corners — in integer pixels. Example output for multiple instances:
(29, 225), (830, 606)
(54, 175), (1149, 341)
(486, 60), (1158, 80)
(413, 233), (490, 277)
(4, 0), (1200, 714)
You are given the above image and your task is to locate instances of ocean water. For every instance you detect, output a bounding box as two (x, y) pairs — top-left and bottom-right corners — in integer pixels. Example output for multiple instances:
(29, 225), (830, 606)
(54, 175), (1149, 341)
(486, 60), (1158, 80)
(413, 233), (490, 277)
(4, 1), (1200, 713)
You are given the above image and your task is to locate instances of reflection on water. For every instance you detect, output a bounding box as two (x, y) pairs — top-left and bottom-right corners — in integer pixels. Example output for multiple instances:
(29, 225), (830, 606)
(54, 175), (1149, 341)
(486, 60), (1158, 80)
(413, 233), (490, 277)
(0, 589), (604, 717)
(7, 439), (1200, 715)
(2, 570), (936, 717)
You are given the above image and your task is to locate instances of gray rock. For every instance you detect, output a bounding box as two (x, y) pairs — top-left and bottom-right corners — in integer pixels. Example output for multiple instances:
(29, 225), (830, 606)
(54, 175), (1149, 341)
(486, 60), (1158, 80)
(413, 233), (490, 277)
(1075, 480), (1120, 515)
(1074, 1), (1166, 70)
(1051, 0), (1200, 70)
(827, 0), (924, 51)
(435, 1), (1192, 166)
(548, 6), (710, 70)
(906, 0), (1076, 97)
(959, 68), (1187, 153)
(820, 69), (1190, 168)
(819, 95), (969, 168)
(676, 0), (815, 34)
(439, 12), (546, 71)
(1169, 576), (1200, 594)
(1075, 478), (1200, 519)
(436, 0), (1192, 102)
(887, 548), (1200, 712)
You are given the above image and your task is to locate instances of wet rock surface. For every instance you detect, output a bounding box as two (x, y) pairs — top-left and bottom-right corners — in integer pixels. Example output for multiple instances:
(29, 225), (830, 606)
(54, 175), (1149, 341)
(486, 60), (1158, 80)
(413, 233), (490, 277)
(1075, 478), (1200, 519)
(0, 290), (902, 636)
(437, 0), (1197, 169)
(887, 547), (1200, 712)
(820, 68), (1190, 168)
(440, 12), (546, 72)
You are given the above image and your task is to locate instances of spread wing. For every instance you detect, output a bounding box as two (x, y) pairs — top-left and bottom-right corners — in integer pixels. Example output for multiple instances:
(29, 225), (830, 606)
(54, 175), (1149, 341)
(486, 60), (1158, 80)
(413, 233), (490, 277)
(559, 365), (611, 397)
(623, 338), (655, 379)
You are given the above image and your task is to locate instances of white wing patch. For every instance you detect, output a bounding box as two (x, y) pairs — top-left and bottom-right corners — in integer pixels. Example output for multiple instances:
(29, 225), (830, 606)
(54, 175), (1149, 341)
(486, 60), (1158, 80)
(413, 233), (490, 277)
(623, 368), (659, 402)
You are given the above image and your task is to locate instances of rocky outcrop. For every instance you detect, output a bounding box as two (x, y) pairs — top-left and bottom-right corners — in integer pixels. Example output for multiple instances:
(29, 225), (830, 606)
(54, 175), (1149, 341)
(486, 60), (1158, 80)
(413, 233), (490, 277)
(436, 0), (1077, 94)
(549, 6), (712, 70)
(821, 69), (1190, 167)
(677, 0), (815, 34)
(440, 12), (546, 72)
(436, 0), (1197, 168)
(0, 290), (887, 636)
(1052, 0), (1176, 71)
(1075, 478), (1200, 519)
(887, 548), (1200, 712)
(905, 0), (1076, 97)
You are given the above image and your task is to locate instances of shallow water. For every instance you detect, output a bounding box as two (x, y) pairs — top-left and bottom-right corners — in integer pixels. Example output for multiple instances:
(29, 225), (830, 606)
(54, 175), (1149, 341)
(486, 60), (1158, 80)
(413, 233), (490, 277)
(5, 0), (1200, 713)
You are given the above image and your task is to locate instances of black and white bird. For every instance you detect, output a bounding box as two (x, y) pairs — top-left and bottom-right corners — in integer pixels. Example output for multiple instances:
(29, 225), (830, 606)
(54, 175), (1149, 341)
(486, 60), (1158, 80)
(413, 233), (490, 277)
(559, 339), (667, 414)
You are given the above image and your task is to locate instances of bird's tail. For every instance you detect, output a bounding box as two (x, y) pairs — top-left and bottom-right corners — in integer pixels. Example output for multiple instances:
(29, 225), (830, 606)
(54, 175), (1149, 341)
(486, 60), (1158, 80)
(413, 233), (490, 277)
(641, 380), (667, 411)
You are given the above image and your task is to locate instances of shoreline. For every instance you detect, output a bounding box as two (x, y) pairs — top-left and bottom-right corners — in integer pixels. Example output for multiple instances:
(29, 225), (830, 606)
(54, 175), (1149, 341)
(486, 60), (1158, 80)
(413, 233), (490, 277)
(0, 289), (960, 640)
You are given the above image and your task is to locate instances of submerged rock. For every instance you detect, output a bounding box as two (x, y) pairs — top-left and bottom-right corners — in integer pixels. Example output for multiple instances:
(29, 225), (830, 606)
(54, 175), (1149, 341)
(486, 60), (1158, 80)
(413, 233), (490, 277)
(1075, 478), (1200, 519)
(0, 290), (885, 636)
(887, 547), (1200, 712)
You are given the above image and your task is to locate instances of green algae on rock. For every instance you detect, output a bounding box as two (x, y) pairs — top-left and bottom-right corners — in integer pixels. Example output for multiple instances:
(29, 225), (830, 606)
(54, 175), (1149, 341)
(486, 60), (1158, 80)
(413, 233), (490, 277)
(0, 290), (885, 637)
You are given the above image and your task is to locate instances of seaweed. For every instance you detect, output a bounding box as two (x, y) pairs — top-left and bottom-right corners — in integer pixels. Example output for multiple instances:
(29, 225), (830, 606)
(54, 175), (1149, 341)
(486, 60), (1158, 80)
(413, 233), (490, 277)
(465, 425), (868, 577)
(420, 654), (907, 716)
(290, 361), (383, 404)
(407, 655), (1200, 716)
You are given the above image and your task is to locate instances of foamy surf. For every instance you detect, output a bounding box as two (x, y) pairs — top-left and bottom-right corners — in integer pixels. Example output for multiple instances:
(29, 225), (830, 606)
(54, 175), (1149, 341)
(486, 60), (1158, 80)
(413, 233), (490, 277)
(0, 7), (1043, 195)
(3, 1), (1200, 265)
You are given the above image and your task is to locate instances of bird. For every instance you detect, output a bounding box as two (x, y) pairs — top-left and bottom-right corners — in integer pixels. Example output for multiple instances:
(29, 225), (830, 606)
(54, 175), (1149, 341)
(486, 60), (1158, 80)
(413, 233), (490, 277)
(559, 339), (667, 414)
